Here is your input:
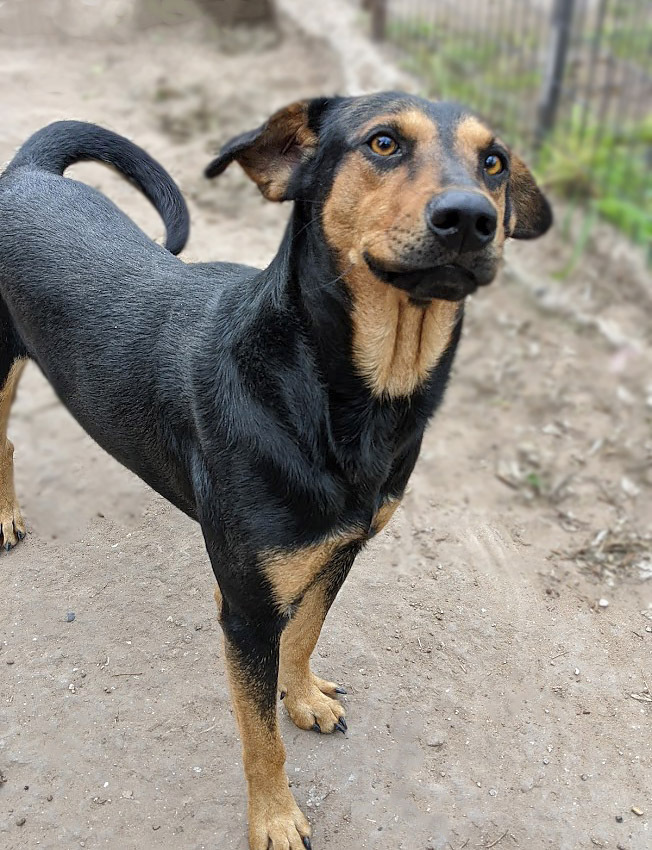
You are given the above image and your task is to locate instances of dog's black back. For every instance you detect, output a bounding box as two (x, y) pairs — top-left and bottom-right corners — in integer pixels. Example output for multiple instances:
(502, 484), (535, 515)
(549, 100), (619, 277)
(0, 122), (208, 512)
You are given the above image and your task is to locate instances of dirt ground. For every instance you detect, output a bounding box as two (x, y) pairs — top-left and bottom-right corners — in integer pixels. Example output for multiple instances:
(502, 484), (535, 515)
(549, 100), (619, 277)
(1, 2), (651, 849)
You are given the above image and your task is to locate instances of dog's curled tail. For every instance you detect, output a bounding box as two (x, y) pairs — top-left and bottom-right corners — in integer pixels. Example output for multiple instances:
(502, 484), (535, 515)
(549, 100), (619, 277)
(5, 121), (189, 256)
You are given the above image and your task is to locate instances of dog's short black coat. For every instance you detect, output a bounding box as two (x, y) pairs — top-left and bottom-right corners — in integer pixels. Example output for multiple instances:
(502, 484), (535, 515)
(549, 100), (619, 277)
(0, 94), (551, 850)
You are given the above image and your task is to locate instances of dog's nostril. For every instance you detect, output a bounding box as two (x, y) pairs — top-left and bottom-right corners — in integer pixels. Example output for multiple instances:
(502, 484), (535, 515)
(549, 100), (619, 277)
(431, 209), (460, 232)
(427, 191), (497, 252)
(476, 215), (495, 237)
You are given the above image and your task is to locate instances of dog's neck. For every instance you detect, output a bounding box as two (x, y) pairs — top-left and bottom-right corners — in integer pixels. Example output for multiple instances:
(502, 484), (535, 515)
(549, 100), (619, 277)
(220, 208), (463, 492)
(278, 205), (463, 405)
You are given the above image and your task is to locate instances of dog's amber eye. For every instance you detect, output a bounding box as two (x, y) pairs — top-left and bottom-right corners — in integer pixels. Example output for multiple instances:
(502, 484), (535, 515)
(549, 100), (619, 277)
(484, 153), (504, 176)
(369, 134), (399, 156)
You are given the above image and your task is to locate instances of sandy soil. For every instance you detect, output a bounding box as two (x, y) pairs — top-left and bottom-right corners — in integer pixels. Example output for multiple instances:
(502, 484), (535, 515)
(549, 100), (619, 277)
(1, 2), (650, 849)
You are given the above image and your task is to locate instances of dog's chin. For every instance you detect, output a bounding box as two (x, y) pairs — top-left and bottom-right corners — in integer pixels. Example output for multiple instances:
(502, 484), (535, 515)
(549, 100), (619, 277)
(364, 253), (495, 303)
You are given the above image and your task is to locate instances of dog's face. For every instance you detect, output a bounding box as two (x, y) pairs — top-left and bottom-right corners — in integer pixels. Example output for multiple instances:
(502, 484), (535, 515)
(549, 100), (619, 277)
(207, 93), (551, 303)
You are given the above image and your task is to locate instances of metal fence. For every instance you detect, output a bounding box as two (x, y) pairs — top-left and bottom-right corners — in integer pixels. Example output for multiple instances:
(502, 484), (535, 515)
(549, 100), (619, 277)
(363, 0), (652, 249)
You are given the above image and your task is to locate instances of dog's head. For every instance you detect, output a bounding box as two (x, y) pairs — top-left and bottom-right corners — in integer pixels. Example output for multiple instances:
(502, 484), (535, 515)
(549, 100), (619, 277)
(206, 92), (551, 304)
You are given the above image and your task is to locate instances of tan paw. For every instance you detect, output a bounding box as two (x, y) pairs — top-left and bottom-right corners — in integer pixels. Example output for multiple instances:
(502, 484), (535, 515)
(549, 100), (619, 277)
(248, 786), (312, 850)
(310, 673), (346, 699)
(283, 676), (347, 734)
(279, 672), (346, 701)
(0, 500), (25, 551)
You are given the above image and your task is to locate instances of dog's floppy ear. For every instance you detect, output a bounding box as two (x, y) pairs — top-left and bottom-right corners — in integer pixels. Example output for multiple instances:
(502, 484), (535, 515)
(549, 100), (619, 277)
(507, 155), (553, 239)
(205, 98), (331, 202)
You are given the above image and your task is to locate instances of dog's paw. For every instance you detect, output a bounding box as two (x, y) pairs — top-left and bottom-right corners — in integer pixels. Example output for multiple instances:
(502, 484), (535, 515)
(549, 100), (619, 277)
(283, 674), (347, 734)
(0, 500), (26, 551)
(248, 787), (311, 850)
(309, 673), (347, 699)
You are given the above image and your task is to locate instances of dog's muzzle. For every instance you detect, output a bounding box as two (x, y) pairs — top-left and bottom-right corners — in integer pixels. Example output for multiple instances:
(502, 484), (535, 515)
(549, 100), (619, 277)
(364, 253), (495, 303)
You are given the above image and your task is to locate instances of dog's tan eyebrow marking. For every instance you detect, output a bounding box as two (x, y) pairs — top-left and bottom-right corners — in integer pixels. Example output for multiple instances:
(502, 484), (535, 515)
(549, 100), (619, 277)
(358, 109), (438, 144)
(393, 109), (438, 142)
(455, 115), (495, 165)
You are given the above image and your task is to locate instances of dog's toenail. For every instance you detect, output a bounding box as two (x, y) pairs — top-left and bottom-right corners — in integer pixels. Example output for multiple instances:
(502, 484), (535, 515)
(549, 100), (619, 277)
(335, 687), (347, 695)
(311, 723), (321, 733)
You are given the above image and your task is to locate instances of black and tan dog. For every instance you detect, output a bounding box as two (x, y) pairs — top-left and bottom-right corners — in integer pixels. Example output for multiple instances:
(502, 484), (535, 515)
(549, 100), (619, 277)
(0, 93), (551, 849)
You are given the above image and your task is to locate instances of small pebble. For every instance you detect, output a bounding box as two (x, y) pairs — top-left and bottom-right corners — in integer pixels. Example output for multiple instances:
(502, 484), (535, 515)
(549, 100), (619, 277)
(16, 817), (26, 826)
(46, 795), (53, 802)
(489, 788), (497, 797)
(615, 815), (623, 823)
(6, 660), (14, 665)
(66, 612), (76, 623)
(631, 806), (643, 816)
(598, 598), (609, 608)
(581, 774), (588, 781)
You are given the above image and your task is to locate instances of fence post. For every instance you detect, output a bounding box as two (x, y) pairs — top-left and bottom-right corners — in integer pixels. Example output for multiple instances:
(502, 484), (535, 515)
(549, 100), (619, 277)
(364, 0), (387, 42)
(535, 0), (576, 149)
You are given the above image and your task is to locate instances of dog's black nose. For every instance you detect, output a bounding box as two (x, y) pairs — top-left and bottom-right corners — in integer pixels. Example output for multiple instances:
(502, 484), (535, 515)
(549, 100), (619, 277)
(426, 191), (497, 253)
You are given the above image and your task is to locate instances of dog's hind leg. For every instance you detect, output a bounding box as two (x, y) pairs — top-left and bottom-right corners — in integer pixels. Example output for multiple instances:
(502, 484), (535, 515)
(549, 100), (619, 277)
(0, 357), (26, 550)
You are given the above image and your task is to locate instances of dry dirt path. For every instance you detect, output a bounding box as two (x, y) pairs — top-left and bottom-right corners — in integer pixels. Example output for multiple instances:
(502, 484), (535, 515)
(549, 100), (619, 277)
(1, 4), (650, 849)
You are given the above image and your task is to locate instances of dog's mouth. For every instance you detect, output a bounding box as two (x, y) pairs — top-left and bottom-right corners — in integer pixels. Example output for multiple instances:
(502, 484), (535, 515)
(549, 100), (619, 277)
(364, 253), (492, 303)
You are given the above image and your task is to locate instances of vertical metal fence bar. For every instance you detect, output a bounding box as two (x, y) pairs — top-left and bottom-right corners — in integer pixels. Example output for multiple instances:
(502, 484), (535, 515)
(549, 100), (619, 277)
(536, 0), (577, 149)
(578, 0), (608, 143)
(366, 0), (387, 42)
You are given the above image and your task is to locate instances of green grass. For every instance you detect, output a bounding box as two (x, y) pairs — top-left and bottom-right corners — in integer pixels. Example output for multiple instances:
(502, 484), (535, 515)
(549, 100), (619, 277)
(538, 112), (652, 245)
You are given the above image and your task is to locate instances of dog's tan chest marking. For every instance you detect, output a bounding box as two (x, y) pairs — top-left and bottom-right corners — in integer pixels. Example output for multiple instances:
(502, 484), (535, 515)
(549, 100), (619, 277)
(349, 270), (460, 397)
(261, 529), (364, 612)
(372, 497), (401, 535)
(263, 499), (402, 613)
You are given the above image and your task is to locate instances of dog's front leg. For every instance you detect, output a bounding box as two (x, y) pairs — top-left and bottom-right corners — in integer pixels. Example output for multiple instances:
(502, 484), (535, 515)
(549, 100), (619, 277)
(214, 586), (312, 850)
(278, 543), (360, 735)
(279, 578), (348, 734)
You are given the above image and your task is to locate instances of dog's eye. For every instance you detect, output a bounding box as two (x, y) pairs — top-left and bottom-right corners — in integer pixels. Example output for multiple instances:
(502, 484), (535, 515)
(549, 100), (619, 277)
(484, 153), (505, 176)
(369, 134), (399, 157)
